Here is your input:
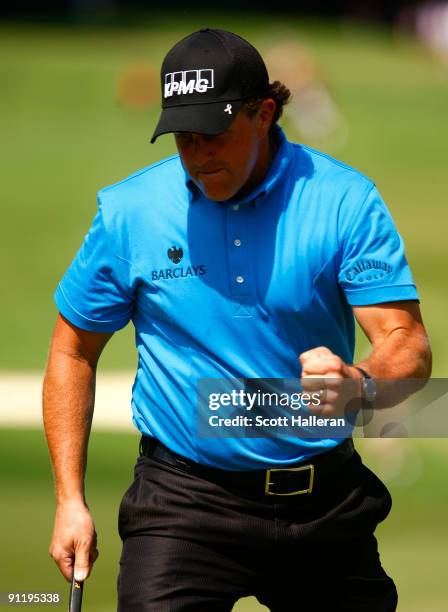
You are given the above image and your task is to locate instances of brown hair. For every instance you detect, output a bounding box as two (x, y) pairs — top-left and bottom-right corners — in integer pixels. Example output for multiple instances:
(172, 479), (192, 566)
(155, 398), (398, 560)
(242, 81), (291, 132)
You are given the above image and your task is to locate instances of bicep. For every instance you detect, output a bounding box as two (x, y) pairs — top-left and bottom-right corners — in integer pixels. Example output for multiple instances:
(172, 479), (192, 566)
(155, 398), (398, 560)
(49, 313), (113, 366)
(353, 300), (426, 346)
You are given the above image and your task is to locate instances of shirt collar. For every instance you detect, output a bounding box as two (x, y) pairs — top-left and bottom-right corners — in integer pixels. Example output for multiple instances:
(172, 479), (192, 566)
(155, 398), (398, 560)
(184, 125), (293, 207)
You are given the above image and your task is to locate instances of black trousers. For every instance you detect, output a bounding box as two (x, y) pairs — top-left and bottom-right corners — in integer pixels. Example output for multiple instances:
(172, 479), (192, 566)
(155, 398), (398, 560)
(117, 446), (397, 611)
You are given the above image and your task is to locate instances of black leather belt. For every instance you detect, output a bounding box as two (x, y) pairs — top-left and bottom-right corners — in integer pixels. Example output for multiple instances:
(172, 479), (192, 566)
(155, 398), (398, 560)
(139, 436), (355, 497)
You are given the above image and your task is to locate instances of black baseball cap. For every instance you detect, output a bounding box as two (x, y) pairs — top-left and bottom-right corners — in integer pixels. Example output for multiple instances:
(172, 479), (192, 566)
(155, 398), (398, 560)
(150, 28), (270, 143)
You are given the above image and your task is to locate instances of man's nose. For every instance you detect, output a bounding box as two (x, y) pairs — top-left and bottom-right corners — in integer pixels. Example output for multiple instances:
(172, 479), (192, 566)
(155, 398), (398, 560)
(190, 133), (216, 155)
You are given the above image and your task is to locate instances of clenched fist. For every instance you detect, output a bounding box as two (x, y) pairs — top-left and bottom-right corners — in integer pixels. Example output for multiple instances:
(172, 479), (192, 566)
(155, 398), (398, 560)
(299, 346), (363, 417)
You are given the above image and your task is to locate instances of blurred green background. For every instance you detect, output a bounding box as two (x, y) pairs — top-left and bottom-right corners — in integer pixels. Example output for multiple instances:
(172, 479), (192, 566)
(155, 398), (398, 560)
(1, 15), (447, 373)
(1, 12), (447, 612)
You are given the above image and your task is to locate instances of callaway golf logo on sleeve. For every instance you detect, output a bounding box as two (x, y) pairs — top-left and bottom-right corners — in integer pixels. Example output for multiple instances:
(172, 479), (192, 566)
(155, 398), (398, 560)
(345, 259), (393, 282)
(164, 69), (215, 97)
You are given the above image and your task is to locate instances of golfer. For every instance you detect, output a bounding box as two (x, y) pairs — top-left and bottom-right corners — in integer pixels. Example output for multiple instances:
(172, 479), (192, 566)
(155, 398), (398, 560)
(43, 28), (431, 611)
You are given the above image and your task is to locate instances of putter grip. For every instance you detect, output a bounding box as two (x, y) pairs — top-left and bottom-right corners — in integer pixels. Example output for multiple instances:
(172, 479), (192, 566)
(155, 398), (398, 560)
(68, 575), (84, 612)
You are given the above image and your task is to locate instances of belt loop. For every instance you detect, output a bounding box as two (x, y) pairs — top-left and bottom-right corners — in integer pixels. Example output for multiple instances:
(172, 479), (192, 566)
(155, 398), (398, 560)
(139, 436), (144, 456)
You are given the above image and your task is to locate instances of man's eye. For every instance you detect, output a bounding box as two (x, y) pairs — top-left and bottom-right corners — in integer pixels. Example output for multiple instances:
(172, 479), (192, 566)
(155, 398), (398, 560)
(175, 133), (192, 143)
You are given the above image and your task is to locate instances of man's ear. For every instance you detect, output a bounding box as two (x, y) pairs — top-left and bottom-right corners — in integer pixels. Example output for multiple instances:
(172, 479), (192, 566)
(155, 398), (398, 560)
(257, 98), (276, 137)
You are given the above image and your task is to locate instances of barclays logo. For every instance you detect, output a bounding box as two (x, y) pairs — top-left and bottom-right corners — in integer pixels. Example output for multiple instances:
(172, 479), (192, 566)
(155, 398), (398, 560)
(151, 264), (206, 281)
(167, 245), (183, 264)
(151, 245), (206, 281)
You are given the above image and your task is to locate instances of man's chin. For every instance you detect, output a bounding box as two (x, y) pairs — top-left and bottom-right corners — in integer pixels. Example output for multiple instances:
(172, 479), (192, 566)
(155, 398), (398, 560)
(190, 171), (239, 202)
(199, 185), (237, 203)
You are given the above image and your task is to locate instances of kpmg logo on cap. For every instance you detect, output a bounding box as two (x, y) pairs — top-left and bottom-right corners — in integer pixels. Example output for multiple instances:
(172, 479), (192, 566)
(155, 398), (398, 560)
(164, 69), (215, 98)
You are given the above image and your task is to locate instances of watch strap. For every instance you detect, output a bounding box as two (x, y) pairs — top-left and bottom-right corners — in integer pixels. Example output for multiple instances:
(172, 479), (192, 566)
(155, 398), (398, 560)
(354, 366), (376, 405)
(354, 366), (371, 379)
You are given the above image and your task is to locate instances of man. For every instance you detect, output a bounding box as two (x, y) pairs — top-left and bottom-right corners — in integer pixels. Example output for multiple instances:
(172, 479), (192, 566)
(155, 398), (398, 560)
(43, 28), (431, 611)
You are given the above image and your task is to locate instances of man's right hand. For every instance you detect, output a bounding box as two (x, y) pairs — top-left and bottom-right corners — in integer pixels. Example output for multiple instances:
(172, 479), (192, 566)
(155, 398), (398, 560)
(49, 501), (99, 582)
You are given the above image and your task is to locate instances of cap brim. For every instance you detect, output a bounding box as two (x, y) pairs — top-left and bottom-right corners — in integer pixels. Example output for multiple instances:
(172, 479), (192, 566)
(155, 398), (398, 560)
(150, 99), (244, 143)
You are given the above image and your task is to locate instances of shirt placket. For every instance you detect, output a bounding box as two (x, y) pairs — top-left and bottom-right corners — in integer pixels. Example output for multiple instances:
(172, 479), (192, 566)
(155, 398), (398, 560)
(225, 202), (253, 317)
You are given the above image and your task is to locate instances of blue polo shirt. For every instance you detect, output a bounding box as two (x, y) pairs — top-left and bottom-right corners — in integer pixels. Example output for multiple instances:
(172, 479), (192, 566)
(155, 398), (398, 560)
(55, 127), (419, 469)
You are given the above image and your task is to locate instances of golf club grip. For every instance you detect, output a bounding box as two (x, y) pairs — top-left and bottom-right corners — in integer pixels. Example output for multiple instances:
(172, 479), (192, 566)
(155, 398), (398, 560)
(68, 575), (83, 612)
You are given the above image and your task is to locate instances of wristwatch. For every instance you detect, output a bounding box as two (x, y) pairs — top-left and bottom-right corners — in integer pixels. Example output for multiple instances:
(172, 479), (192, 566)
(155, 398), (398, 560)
(354, 366), (377, 405)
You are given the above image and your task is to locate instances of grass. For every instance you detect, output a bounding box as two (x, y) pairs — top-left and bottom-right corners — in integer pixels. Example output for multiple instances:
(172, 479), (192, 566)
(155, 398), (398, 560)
(0, 428), (447, 610)
(0, 16), (447, 373)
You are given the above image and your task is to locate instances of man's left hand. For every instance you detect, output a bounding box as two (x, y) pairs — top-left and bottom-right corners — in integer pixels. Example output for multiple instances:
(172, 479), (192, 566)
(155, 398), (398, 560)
(299, 346), (363, 417)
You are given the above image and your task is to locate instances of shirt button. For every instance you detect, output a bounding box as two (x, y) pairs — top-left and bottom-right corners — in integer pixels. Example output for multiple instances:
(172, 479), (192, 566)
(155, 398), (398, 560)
(236, 275), (244, 284)
(232, 204), (239, 211)
(234, 239), (242, 247)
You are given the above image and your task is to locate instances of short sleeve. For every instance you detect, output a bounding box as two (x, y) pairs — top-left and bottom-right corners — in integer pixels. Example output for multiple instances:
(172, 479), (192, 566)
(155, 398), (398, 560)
(54, 198), (136, 332)
(337, 184), (419, 306)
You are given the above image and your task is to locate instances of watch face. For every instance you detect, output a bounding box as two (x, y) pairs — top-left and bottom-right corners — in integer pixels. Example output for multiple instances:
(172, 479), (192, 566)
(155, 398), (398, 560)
(364, 378), (377, 403)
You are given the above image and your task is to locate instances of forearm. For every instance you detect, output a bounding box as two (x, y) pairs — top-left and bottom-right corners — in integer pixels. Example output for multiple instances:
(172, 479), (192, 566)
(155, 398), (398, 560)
(43, 316), (109, 582)
(356, 327), (432, 379)
(43, 351), (96, 505)
(353, 328), (432, 409)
